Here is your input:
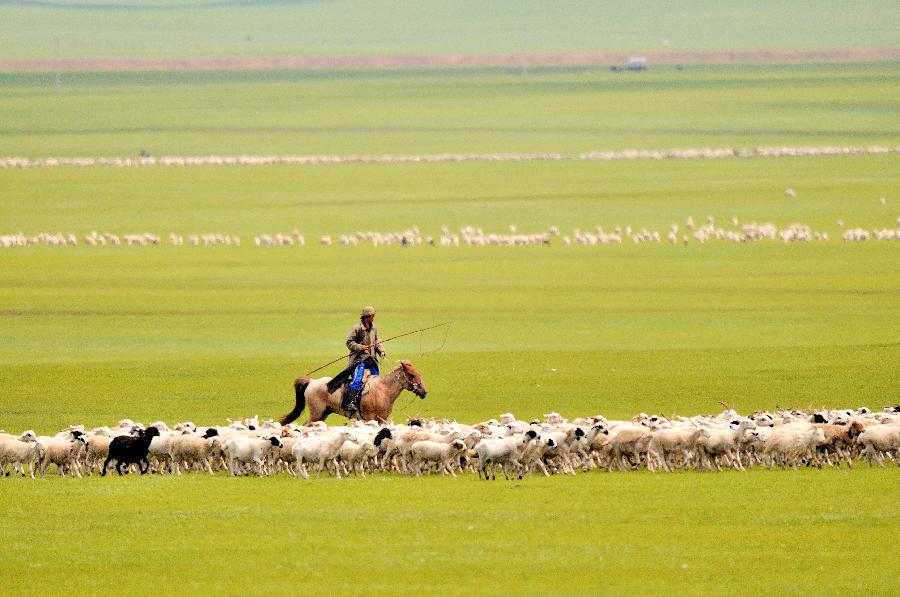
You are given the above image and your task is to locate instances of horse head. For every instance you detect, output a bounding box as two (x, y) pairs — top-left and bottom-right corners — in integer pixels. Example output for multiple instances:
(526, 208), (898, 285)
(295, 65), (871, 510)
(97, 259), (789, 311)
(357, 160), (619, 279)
(399, 360), (427, 399)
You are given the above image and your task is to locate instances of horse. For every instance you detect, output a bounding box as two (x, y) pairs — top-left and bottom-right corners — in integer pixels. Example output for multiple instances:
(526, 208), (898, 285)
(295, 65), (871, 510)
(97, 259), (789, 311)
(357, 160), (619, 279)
(279, 360), (427, 425)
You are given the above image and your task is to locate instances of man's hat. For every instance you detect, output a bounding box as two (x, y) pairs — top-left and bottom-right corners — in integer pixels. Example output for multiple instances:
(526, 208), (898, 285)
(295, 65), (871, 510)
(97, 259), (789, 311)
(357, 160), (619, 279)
(361, 306), (376, 318)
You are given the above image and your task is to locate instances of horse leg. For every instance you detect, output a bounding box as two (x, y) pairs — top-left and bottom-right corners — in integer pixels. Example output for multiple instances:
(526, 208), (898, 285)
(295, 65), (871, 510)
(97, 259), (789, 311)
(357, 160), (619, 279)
(305, 396), (330, 425)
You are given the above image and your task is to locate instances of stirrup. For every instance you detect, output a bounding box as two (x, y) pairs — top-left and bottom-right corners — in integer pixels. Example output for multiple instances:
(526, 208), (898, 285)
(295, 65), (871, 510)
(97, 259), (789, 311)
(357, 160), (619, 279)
(342, 390), (360, 414)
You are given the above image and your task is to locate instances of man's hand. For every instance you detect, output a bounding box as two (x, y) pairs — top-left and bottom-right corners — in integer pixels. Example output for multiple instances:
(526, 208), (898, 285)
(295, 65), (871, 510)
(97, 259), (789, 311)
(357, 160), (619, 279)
(360, 344), (369, 352)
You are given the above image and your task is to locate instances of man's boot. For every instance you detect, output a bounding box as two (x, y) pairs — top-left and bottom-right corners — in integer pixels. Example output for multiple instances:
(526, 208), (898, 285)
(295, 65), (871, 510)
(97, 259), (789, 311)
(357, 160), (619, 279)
(342, 387), (361, 415)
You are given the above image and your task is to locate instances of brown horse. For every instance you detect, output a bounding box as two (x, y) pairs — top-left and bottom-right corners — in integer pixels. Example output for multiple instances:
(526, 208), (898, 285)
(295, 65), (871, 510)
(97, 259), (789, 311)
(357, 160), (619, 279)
(279, 360), (428, 425)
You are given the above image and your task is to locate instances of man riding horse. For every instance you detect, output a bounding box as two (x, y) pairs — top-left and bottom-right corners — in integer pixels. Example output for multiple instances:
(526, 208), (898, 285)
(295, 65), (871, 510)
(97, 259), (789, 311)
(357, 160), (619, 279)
(341, 305), (386, 415)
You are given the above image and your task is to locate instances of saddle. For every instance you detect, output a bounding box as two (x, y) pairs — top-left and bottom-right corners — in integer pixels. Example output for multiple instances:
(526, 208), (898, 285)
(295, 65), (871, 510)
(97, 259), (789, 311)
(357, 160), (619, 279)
(327, 357), (378, 411)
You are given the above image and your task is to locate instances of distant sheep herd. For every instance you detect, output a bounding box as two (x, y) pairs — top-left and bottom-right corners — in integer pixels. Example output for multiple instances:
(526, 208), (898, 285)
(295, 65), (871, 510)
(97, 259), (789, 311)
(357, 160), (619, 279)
(3, 405), (899, 480)
(3, 214), (900, 250)
(0, 145), (896, 169)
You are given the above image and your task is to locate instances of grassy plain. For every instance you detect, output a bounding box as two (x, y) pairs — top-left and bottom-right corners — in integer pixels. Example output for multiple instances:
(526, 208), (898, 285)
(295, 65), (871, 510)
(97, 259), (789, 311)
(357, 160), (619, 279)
(4, 470), (899, 596)
(2, 62), (899, 156)
(1, 0), (898, 61)
(1, 63), (899, 595)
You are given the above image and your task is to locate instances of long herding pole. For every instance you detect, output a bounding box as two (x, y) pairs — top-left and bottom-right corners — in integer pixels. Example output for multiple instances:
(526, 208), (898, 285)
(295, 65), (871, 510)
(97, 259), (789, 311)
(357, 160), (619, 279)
(304, 321), (452, 376)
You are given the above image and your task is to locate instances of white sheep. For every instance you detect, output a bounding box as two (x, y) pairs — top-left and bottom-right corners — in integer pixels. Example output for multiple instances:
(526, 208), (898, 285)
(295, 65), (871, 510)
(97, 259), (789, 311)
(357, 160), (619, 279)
(38, 433), (88, 477)
(82, 433), (115, 475)
(762, 423), (826, 469)
(169, 434), (219, 474)
(696, 420), (755, 471)
(857, 424), (900, 467)
(646, 426), (705, 472)
(408, 439), (467, 477)
(224, 436), (283, 476)
(0, 434), (46, 478)
(338, 441), (377, 477)
(605, 424), (652, 472)
(292, 430), (356, 479)
(520, 435), (559, 477)
(473, 431), (537, 480)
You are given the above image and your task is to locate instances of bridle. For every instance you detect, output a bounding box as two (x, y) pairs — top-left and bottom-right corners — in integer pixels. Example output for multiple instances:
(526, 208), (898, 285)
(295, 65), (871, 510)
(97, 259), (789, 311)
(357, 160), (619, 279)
(400, 366), (426, 398)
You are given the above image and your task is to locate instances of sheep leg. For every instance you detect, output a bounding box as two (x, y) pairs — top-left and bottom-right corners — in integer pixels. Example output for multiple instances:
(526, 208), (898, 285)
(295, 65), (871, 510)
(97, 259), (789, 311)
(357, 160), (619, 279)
(295, 461), (309, 480)
(331, 458), (342, 479)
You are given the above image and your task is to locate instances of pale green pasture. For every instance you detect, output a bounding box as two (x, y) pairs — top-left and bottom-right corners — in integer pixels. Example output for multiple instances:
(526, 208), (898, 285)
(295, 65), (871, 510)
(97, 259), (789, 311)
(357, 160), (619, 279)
(1, 61), (899, 596)
(1, 0), (898, 61)
(2, 470), (898, 596)
(1, 63), (899, 156)
(1, 154), (899, 432)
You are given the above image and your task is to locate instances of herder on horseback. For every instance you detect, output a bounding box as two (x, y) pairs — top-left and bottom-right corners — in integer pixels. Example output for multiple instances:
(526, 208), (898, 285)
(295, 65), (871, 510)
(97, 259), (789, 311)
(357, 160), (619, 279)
(278, 310), (443, 425)
(342, 305), (385, 415)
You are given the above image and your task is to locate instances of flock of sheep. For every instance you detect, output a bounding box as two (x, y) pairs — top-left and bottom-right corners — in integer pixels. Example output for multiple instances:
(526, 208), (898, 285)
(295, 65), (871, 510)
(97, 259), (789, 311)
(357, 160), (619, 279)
(3, 214), (899, 250)
(3, 405), (899, 480)
(0, 145), (896, 170)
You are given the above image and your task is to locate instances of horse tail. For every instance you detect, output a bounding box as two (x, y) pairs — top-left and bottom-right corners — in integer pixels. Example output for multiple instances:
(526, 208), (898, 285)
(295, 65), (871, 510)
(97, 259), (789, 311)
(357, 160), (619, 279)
(279, 376), (310, 425)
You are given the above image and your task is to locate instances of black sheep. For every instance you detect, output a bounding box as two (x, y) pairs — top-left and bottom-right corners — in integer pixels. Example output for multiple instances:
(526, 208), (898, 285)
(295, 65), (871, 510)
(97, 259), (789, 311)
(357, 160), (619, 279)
(101, 427), (161, 476)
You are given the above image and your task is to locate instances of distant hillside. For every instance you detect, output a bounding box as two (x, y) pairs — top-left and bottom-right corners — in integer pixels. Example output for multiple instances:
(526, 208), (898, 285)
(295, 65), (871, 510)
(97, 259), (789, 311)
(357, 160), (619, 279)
(0, 0), (898, 63)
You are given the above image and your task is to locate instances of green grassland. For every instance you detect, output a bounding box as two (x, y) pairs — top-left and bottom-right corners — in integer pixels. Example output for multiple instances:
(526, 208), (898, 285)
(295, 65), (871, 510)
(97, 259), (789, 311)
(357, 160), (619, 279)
(2, 154), (899, 432)
(4, 470), (899, 596)
(1, 63), (899, 595)
(1, 0), (898, 61)
(2, 62), (899, 157)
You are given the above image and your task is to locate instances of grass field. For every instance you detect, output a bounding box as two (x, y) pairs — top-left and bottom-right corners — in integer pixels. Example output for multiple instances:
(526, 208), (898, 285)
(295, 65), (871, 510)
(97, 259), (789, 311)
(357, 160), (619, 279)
(2, 62), (899, 156)
(1, 57), (899, 594)
(1, 0), (898, 61)
(4, 470), (899, 595)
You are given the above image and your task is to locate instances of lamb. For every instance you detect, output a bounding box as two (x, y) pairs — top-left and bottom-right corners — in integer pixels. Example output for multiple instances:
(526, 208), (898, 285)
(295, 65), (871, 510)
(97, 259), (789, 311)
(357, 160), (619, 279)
(292, 430), (356, 479)
(224, 436), (283, 476)
(584, 423), (611, 468)
(101, 427), (161, 476)
(169, 434), (219, 474)
(338, 441), (377, 477)
(520, 435), (558, 477)
(83, 433), (115, 475)
(813, 423), (862, 467)
(408, 439), (467, 477)
(473, 431), (537, 480)
(38, 432), (88, 477)
(383, 428), (461, 474)
(856, 424), (900, 467)
(147, 429), (177, 473)
(605, 425), (652, 472)
(696, 420), (755, 471)
(0, 433), (46, 478)
(538, 427), (586, 474)
(762, 423), (826, 469)
(372, 427), (396, 471)
(647, 426), (705, 472)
